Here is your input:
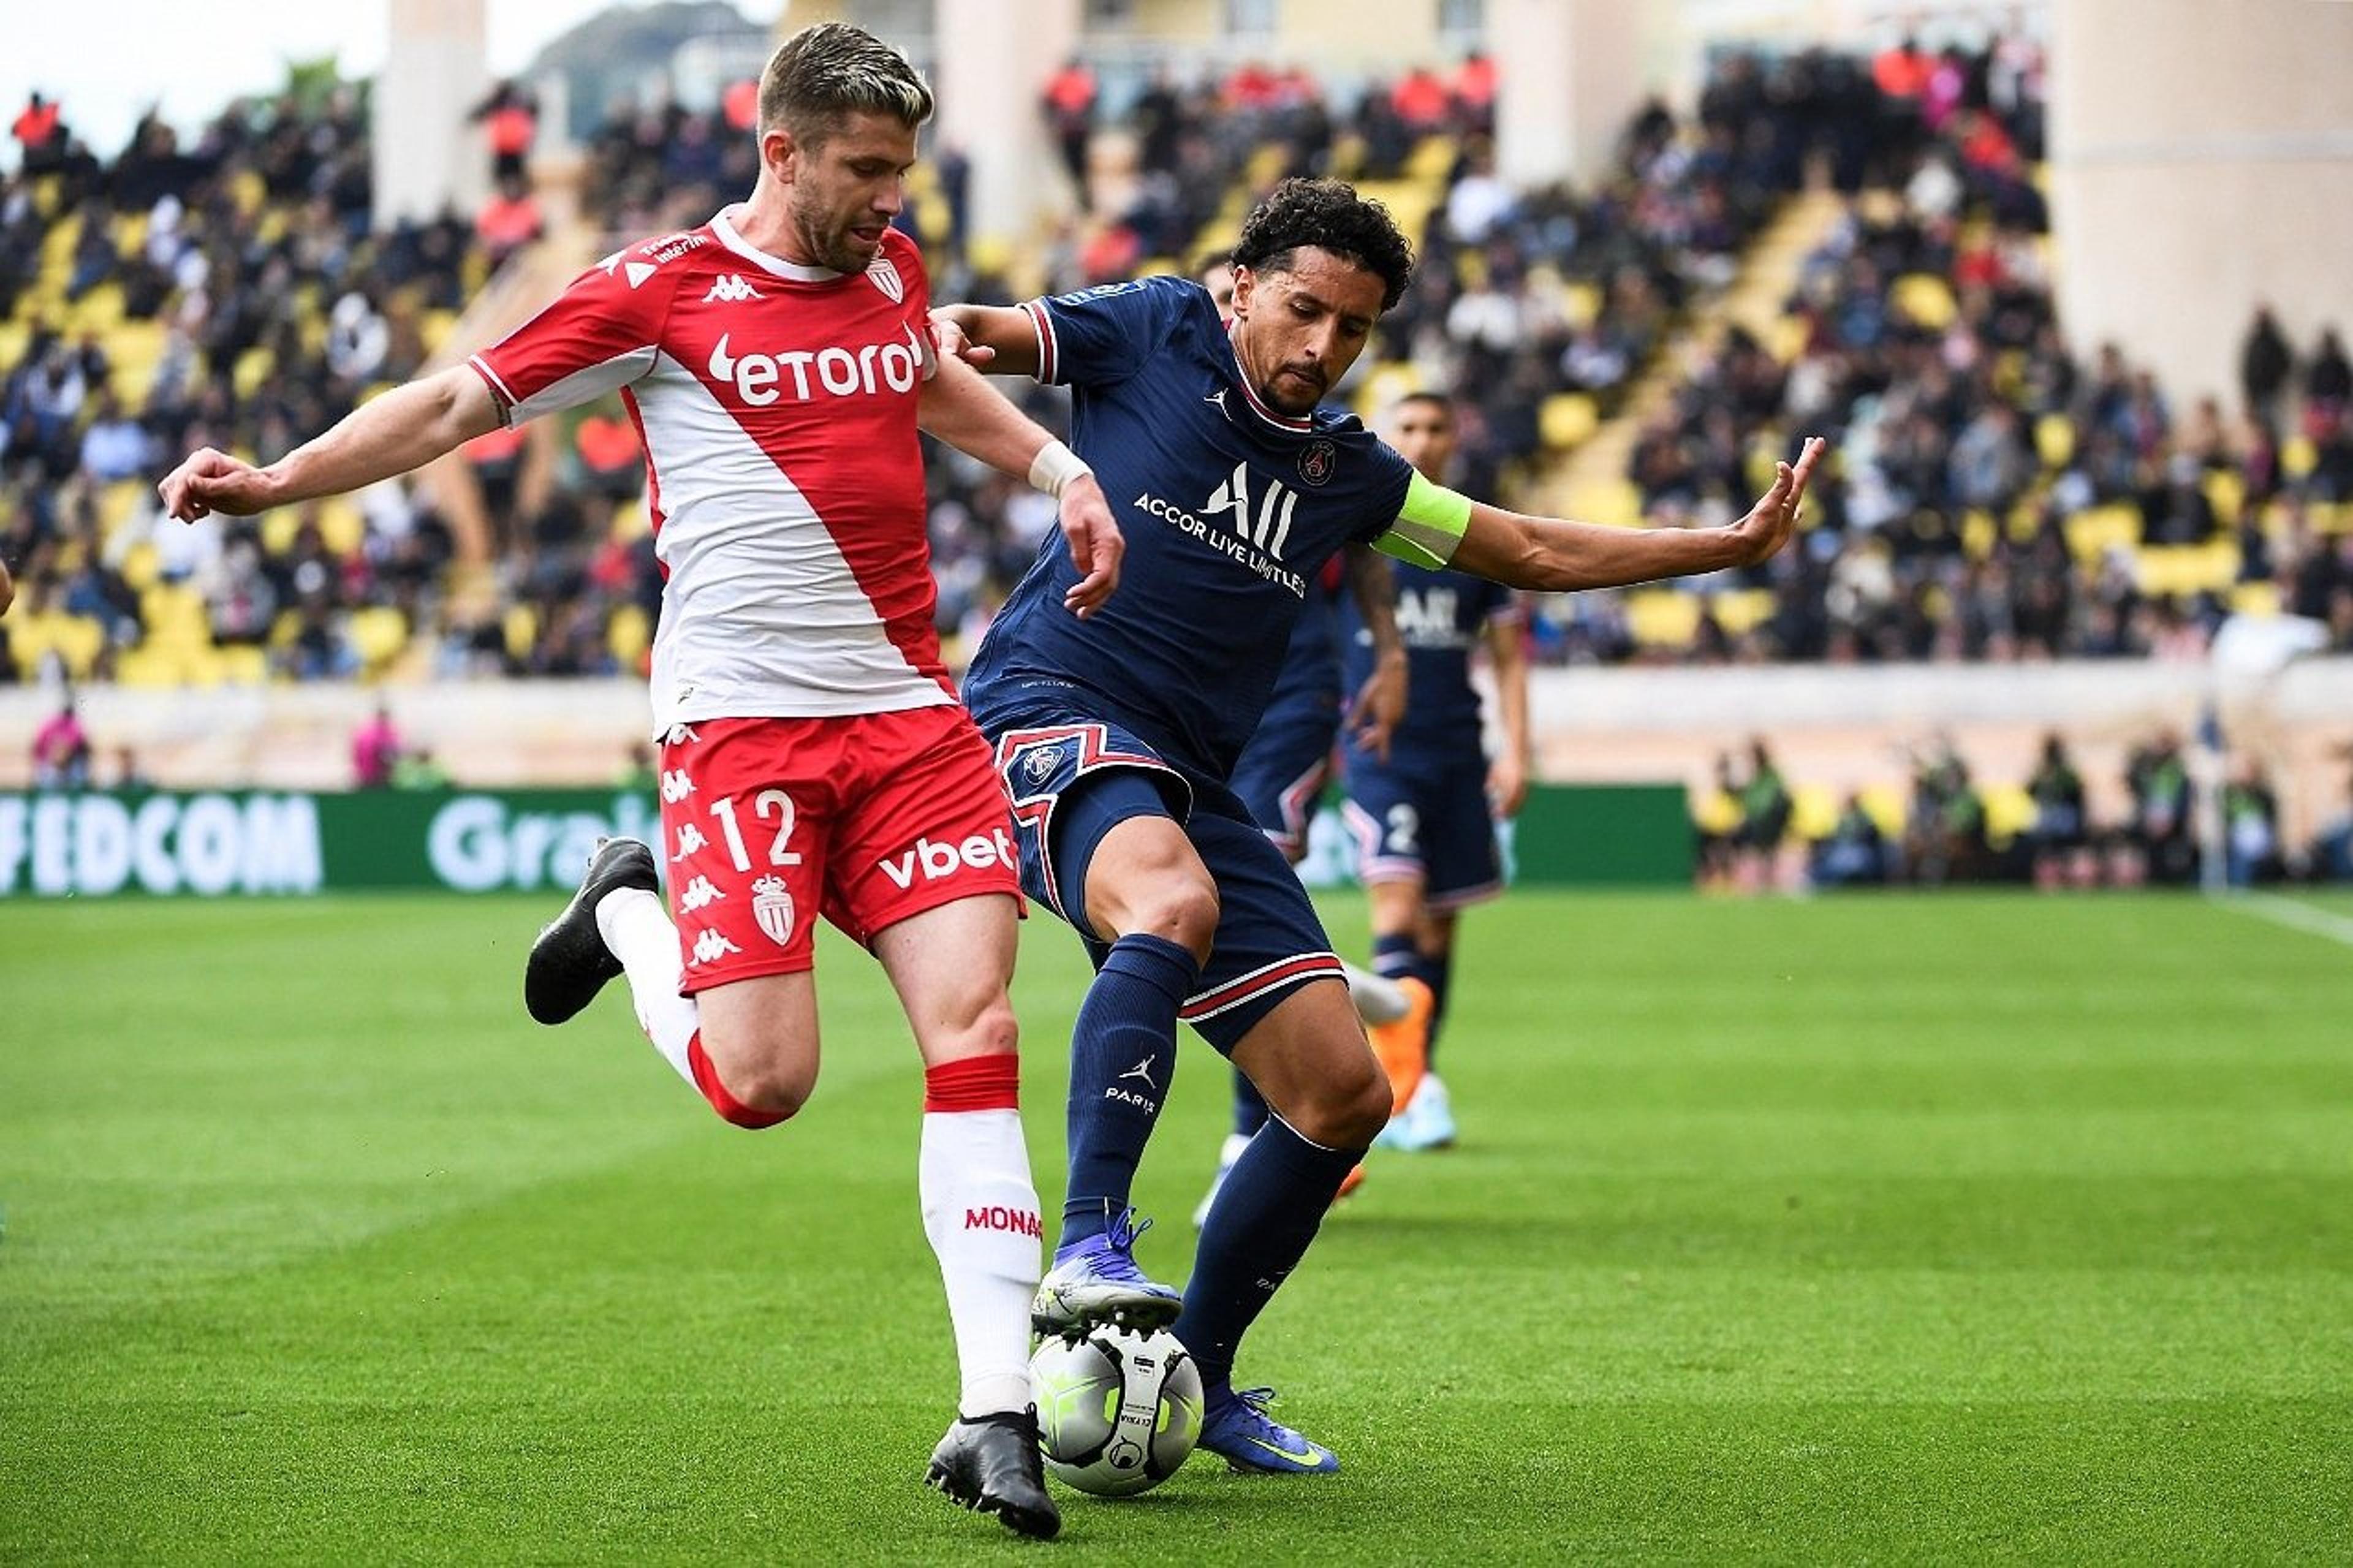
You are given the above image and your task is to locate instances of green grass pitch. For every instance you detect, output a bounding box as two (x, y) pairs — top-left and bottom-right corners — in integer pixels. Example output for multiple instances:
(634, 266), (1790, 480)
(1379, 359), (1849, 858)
(3, 891), (2349, 1562)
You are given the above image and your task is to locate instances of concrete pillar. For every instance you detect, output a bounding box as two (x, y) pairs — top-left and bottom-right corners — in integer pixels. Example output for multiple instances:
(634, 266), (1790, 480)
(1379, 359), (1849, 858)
(933, 0), (1083, 254)
(374, 0), (490, 229)
(1491, 0), (1647, 190)
(2048, 0), (2353, 407)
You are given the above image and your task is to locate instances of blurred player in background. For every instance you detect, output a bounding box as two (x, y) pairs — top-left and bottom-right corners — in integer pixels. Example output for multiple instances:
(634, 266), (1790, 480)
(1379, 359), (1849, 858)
(1341, 390), (1531, 1153)
(936, 176), (1821, 1473)
(157, 23), (1130, 1540)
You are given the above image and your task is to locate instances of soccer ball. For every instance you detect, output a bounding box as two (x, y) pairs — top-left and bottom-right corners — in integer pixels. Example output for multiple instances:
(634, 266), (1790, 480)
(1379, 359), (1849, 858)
(1029, 1325), (1202, 1497)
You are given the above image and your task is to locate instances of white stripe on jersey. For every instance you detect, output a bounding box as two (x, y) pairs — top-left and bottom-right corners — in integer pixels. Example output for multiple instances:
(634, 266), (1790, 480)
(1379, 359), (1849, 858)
(632, 349), (952, 732)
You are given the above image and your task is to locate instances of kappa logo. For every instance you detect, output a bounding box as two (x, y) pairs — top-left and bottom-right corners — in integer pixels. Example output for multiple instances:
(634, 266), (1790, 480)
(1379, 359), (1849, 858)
(689, 928), (741, 966)
(702, 273), (761, 304)
(673, 822), (709, 860)
(676, 874), (724, 913)
(865, 254), (904, 303)
(752, 874), (795, 946)
(659, 768), (695, 804)
(879, 828), (1016, 890)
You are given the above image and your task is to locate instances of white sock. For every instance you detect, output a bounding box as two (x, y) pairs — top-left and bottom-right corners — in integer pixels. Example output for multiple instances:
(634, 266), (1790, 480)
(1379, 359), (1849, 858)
(594, 885), (699, 1087)
(920, 1107), (1044, 1418)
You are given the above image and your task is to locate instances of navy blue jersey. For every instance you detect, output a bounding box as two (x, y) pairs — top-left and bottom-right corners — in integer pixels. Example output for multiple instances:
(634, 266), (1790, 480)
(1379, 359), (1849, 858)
(1341, 559), (1517, 763)
(963, 276), (1415, 781)
(1264, 553), (1346, 714)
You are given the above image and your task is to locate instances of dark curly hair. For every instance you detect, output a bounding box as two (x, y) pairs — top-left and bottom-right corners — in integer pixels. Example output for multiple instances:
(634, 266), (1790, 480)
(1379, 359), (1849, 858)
(1232, 178), (1416, 313)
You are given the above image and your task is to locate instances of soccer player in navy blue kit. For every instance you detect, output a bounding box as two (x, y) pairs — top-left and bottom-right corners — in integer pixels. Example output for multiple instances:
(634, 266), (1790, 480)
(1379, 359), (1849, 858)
(1341, 391), (1533, 1152)
(938, 179), (1822, 1472)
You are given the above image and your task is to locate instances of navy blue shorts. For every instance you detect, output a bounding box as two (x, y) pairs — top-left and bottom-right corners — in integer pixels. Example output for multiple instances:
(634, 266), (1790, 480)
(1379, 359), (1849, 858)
(1341, 749), (1505, 909)
(1228, 684), (1341, 857)
(987, 708), (1344, 1055)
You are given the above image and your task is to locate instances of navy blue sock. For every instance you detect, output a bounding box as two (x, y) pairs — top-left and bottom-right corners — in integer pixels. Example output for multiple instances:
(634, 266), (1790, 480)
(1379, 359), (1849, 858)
(1421, 946), (1453, 1069)
(1370, 931), (1418, 982)
(1060, 933), (1199, 1250)
(1229, 1068), (1268, 1138)
(1175, 1114), (1363, 1399)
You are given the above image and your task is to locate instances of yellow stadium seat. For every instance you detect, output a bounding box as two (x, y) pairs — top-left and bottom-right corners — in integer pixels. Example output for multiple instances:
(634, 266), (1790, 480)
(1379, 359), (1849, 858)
(2281, 435), (2317, 480)
(1538, 392), (1597, 452)
(233, 347), (276, 400)
(13, 612), (109, 680)
(2309, 502), (2353, 536)
(1892, 273), (1957, 331)
(217, 645), (270, 685)
(347, 607), (409, 672)
(1626, 589), (1700, 648)
(260, 507), (301, 556)
(1711, 588), (1778, 637)
(112, 643), (183, 687)
(1563, 281), (1604, 331)
(608, 604), (651, 667)
(1569, 478), (1644, 529)
(503, 603), (539, 662)
(1983, 783), (2038, 847)
(2034, 413), (2075, 470)
(2202, 469), (2243, 528)
(2135, 542), (2239, 597)
(1768, 313), (1811, 362)
(610, 498), (649, 541)
(316, 497), (366, 557)
(2063, 503), (2140, 562)
(1859, 785), (1909, 839)
(1691, 787), (1741, 835)
(119, 540), (161, 591)
(2230, 580), (2281, 617)
(1791, 784), (1840, 841)
(1963, 509), (1997, 560)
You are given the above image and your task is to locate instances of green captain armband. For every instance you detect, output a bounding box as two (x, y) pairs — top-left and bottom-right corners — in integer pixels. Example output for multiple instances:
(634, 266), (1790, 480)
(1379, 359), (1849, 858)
(1375, 471), (1472, 568)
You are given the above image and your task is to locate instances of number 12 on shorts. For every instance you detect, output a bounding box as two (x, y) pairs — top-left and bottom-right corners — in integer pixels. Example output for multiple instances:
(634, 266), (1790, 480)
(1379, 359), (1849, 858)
(708, 790), (801, 871)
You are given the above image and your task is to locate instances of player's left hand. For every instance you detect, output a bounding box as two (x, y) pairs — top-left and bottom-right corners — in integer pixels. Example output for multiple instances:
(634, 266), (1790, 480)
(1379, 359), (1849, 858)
(1728, 436), (1825, 566)
(927, 311), (995, 368)
(1487, 752), (1528, 819)
(1058, 472), (1123, 618)
(1346, 649), (1406, 762)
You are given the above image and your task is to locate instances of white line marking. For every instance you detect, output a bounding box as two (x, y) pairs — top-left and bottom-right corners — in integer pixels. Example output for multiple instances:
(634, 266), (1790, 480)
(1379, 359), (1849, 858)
(2213, 892), (2353, 949)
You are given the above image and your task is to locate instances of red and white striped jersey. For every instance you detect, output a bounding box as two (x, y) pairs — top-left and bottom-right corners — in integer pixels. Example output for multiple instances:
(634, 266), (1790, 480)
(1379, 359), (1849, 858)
(470, 209), (949, 732)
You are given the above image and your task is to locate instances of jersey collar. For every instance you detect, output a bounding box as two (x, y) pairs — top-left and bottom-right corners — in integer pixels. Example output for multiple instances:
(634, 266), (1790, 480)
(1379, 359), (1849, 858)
(1222, 321), (1317, 434)
(710, 205), (845, 282)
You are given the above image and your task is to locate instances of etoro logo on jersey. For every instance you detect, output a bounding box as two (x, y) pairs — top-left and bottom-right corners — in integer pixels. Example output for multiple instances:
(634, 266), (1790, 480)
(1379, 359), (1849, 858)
(706, 328), (926, 407)
(1132, 461), (1308, 596)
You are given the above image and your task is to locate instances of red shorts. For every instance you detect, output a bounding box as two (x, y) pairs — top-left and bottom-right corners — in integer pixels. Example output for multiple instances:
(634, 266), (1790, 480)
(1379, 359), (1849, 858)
(657, 706), (1021, 993)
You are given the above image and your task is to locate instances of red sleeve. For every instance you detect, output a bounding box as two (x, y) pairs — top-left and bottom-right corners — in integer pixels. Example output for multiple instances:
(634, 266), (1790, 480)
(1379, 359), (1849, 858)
(469, 255), (675, 426)
(884, 230), (938, 381)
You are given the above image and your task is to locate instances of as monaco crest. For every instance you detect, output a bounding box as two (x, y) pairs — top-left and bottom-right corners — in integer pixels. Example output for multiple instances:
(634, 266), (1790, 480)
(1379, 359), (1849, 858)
(752, 874), (795, 947)
(866, 255), (904, 303)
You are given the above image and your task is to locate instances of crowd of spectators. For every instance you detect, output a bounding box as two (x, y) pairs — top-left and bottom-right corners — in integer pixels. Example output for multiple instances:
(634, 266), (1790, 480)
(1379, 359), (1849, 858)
(1703, 728), (2353, 892)
(4, 33), (2349, 702)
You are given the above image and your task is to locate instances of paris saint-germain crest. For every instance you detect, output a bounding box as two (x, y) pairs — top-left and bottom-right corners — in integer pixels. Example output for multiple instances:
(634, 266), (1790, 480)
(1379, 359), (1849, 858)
(752, 874), (796, 946)
(866, 255), (904, 303)
(1023, 744), (1064, 784)
(1297, 438), (1337, 487)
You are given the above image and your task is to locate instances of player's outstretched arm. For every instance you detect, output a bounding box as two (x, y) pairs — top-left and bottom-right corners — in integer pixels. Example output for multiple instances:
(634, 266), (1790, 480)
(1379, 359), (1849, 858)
(1485, 607), (1532, 817)
(160, 365), (501, 521)
(917, 354), (1123, 616)
(1451, 437), (1825, 593)
(0, 555), (13, 616)
(928, 305), (1041, 377)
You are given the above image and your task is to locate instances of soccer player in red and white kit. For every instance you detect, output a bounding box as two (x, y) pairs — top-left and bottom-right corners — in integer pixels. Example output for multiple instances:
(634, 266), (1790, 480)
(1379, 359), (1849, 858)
(159, 24), (1132, 1541)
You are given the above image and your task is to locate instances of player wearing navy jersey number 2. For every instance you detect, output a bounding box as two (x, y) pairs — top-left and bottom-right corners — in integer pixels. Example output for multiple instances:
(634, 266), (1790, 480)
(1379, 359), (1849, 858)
(159, 25), (1127, 1541)
(1342, 390), (1533, 1155)
(938, 178), (1823, 1475)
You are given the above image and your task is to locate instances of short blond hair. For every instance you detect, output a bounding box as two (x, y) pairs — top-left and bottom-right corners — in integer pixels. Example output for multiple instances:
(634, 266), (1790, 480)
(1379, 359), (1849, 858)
(757, 23), (933, 148)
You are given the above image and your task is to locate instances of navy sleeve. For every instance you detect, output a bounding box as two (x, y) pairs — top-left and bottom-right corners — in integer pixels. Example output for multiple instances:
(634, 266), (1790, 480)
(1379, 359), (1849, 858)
(1023, 275), (1197, 389)
(1353, 440), (1418, 546)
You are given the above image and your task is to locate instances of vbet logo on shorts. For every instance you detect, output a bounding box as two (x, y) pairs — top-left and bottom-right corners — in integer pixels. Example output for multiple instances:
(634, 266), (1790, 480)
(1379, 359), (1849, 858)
(878, 826), (1017, 890)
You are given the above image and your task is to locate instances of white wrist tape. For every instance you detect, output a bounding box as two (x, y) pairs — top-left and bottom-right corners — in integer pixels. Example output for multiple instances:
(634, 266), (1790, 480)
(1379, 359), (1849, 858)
(1028, 439), (1092, 498)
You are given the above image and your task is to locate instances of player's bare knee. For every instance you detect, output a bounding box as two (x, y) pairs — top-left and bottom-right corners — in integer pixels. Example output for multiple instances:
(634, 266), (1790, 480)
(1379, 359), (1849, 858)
(1134, 875), (1219, 959)
(697, 1028), (817, 1125)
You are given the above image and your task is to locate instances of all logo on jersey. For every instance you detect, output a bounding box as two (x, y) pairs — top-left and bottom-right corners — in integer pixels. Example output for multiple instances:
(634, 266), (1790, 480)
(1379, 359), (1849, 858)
(1298, 438), (1338, 487)
(1204, 461), (1298, 556)
(703, 273), (762, 303)
(1130, 461), (1308, 596)
(866, 255), (904, 303)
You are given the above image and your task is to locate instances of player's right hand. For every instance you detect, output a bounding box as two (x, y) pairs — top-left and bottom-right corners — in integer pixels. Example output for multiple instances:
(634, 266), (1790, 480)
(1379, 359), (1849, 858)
(159, 448), (279, 522)
(1058, 472), (1124, 619)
